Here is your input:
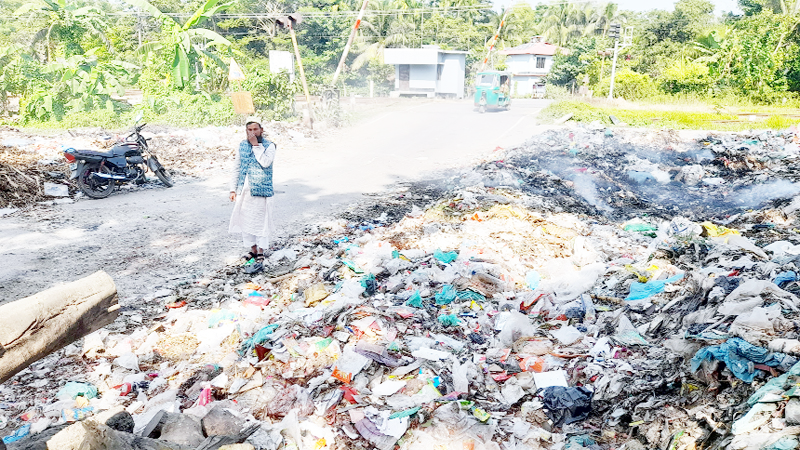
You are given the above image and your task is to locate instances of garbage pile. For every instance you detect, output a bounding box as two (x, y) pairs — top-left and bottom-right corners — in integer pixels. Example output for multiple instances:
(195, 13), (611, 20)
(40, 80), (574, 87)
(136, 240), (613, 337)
(492, 126), (800, 220)
(0, 143), (72, 209)
(0, 122), (315, 209)
(6, 126), (800, 450)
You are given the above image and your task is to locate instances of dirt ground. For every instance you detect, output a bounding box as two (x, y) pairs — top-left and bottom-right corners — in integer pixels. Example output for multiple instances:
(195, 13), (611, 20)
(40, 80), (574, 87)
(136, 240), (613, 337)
(0, 98), (550, 305)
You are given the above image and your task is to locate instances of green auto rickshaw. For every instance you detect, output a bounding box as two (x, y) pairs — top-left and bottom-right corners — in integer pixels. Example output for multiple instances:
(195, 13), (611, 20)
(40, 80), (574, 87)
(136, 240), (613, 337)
(474, 71), (511, 113)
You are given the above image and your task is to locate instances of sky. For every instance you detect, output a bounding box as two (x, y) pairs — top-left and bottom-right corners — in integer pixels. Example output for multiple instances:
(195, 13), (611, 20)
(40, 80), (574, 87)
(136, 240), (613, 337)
(613, 0), (742, 15)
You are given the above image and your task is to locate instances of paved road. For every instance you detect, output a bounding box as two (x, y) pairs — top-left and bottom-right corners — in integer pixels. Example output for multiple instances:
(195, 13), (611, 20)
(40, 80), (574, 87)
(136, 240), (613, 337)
(0, 98), (550, 303)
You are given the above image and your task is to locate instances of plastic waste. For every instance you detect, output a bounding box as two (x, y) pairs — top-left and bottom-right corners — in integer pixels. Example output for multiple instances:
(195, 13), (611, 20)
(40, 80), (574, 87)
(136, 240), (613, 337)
(539, 386), (593, 426)
(526, 271), (541, 290)
(406, 290), (422, 307)
(550, 325), (583, 345)
(57, 382), (98, 400)
(437, 314), (461, 327)
(691, 337), (797, 383)
(435, 285), (457, 305)
(774, 271), (797, 288)
(702, 221), (740, 237)
(627, 273), (684, 301)
(239, 323), (279, 355)
(433, 249), (458, 263)
(2, 424), (30, 444)
(623, 223), (658, 236)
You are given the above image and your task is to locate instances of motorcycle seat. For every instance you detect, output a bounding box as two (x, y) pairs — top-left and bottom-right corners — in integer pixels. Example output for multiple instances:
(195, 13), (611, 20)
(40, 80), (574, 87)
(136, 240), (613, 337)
(73, 149), (115, 157)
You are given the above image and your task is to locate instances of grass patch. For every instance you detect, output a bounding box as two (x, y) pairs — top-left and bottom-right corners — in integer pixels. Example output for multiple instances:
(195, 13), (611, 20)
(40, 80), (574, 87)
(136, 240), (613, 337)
(540, 100), (800, 131)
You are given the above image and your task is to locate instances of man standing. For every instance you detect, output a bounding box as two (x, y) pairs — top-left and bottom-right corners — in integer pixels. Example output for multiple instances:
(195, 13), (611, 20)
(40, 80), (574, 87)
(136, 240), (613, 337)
(229, 121), (276, 272)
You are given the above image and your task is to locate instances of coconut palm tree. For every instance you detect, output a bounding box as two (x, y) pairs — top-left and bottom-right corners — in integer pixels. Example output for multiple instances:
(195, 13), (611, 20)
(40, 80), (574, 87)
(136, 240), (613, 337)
(14, 0), (112, 62)
(594, 2), (627, 38)
(351, 0), (415, 70)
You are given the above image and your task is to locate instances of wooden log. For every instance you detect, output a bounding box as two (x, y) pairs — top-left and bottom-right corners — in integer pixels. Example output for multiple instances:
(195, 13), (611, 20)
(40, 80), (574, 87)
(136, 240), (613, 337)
(0, 270), (119, 384)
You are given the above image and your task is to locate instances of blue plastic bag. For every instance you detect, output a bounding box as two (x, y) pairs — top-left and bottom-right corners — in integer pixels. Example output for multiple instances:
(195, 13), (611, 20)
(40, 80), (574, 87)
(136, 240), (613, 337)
(2, 424), (30, 444)
(456, 290), (485, 302)
(627, 273), (684, 301)
(526, 271), (541, 291)
(406, 291), (423, 308)
(691, 337), (795, 383)
(433, 249), (458, 264)
(438, 314), (461, 327)
(774, 271), (797, 288)
(435, 285), (457, 305)
(239, 323), (280, 355)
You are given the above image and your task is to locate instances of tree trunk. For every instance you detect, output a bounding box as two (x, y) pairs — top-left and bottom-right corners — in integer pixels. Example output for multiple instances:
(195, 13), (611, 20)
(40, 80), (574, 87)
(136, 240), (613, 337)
(0, 270), (119, 384)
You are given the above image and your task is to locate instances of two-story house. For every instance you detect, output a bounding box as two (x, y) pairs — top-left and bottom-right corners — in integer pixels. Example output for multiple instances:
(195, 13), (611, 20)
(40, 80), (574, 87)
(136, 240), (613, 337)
(500, 36), (558, 98)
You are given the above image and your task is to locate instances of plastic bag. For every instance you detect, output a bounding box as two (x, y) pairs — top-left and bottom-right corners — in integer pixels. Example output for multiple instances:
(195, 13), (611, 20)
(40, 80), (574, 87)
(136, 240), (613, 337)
(437, 314), (461, 327)
(435, 285), (457, 305)
(774, 271), (798, 288)
(406, 291), (423, 308)
(627, 273), (684, 301)
(433, 249), (458, 264)
(239, 323), (279, 355)
(57, 382), (98, 400)
(551, 326), (583, 345)
(690, 337), (796, 383)
(496, 311), (538, 347)
(539, 386), (592, 426)
(526, 271), (541, 290)
(2, 424), (30, 444)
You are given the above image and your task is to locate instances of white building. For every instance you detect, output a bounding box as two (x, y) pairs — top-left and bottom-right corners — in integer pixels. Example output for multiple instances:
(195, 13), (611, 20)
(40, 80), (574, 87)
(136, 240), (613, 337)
(383, 45), (467, 98)
(500, 37), (558, 98)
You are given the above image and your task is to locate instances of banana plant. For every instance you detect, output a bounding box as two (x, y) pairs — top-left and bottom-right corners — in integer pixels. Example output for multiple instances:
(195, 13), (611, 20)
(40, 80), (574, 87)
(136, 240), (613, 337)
(14, 0), (112, 62)
(124, 0), (234, 88)
(25, 47), (139, 119)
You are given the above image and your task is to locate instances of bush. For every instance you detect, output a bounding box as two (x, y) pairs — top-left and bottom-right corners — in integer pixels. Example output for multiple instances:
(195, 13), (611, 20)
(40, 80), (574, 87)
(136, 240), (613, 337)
(242, 63), (298, 121)
(544, 84), (571, 100)
(659, 62), (714, 95)
(595, 69), (658, 100)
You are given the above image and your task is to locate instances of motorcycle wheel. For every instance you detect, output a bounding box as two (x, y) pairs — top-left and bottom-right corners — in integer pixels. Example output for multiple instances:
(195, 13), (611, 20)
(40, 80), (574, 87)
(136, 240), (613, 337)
(77, 163), (115, 199)
(478, 105), (486, 114)
(155, 167), (174, 188)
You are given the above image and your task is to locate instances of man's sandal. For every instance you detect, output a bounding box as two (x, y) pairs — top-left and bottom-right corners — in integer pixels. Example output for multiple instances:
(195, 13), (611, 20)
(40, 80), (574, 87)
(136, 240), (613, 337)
(242, 251), (257, 263)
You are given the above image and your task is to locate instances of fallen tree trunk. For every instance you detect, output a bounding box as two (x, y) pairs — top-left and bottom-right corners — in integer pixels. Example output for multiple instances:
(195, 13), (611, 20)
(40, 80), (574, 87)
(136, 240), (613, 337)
(0, 270), (119, 384)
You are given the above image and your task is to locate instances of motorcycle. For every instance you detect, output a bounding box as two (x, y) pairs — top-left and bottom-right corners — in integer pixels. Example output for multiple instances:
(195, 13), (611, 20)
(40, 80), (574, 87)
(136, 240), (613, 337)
(63, 117), (173, 199)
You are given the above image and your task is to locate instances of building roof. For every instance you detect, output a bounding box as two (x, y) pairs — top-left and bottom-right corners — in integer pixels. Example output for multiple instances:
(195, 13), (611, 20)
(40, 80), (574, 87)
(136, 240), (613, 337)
(501, 41), (558, 56)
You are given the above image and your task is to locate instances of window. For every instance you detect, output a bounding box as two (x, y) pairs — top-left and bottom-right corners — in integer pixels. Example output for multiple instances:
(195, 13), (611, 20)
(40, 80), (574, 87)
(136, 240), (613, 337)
(476, 74), (494, 86)
(536, 57), (546, 69)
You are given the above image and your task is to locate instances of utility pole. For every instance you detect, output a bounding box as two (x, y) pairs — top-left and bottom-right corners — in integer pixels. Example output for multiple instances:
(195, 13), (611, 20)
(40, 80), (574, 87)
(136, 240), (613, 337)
(332, 0), (370, 86)
(277, 14), (314, 129)
(607, 24), (632, 100)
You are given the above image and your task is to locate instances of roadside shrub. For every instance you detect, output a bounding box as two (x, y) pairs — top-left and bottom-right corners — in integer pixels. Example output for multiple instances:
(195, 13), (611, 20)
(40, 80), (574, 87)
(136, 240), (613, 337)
(659, 62), (714, 95)
(594, 70), (658, 100)
(544, 84), (571, 100)
(242, 63), (298, 121)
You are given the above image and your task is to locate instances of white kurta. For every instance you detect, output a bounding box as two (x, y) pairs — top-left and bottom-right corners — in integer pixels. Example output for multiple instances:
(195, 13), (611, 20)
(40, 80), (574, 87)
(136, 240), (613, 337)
(229, 143), (276, 248)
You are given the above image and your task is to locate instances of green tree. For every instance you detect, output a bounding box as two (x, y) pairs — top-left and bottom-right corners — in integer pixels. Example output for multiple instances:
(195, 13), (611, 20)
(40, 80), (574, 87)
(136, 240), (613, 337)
(124, 0), (233, 88)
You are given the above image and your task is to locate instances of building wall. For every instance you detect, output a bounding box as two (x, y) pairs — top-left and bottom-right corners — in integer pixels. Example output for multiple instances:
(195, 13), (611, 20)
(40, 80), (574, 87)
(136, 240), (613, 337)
(512, 75), (546, 97)
(436, 53), (466, 98)
(409, 64), (436, 90)
(506, 54), (554, 76)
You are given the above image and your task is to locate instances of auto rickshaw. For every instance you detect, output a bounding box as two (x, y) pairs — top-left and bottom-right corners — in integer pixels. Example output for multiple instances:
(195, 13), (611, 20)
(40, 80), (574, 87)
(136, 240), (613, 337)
(474, 71), (511, 113)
